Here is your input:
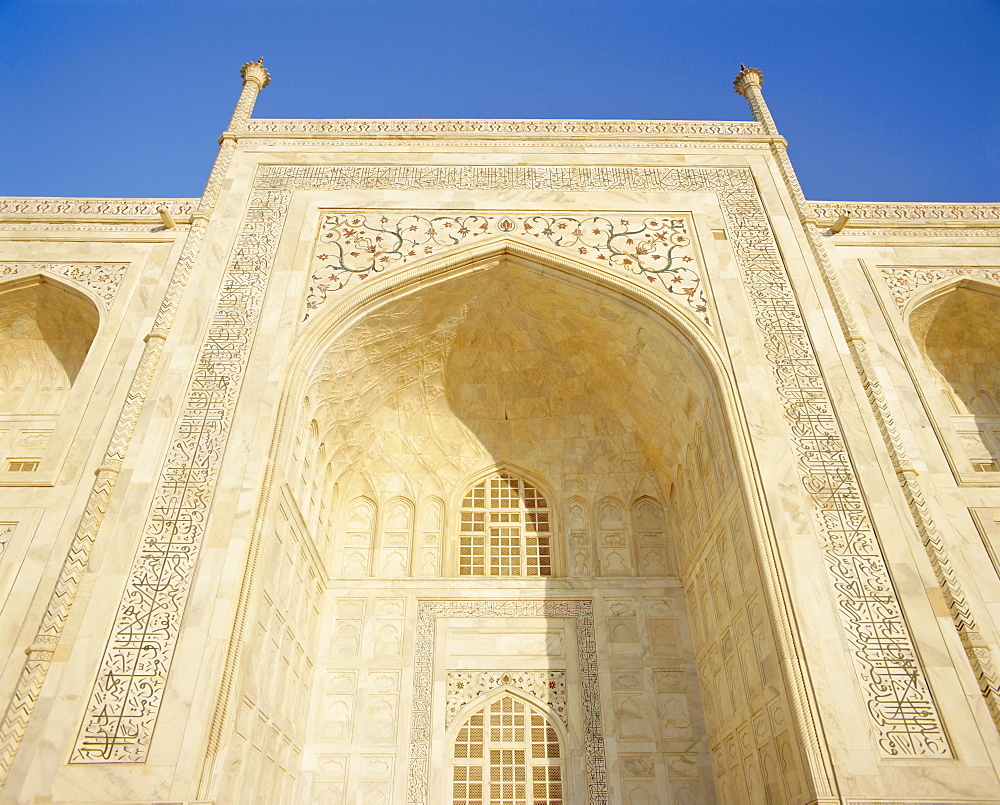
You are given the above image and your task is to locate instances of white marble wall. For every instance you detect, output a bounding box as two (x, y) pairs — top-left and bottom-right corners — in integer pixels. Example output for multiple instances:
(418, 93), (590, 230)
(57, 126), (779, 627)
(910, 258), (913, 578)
(0, 123), (998, 805)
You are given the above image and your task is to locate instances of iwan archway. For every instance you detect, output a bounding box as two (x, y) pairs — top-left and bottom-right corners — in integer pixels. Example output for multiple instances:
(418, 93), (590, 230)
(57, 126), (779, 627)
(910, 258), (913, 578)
(213, 244), (818, 804)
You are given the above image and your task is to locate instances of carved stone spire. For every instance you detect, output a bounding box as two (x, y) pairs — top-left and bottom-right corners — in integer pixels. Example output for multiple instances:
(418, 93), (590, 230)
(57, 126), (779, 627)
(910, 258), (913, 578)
(732, 64), (764, 96)
(732, 65), (777, 136)
(227, 59), (271, 134)
(240, 58), (270, 90)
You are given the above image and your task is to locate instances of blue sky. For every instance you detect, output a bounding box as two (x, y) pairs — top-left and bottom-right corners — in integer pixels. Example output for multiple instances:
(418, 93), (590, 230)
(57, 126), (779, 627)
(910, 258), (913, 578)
(3, 0), (997, 202)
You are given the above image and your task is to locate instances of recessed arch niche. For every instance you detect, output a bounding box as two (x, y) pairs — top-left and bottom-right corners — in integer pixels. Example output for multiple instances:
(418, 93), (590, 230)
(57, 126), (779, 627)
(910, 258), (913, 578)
(0, 276), (99, 415)
(225, 249), (812, 804)
(910, 280), (1000, 471)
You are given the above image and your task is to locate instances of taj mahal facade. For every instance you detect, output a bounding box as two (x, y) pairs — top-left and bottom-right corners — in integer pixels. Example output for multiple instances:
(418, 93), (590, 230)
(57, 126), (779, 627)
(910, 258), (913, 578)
(0, 61), (999, 804)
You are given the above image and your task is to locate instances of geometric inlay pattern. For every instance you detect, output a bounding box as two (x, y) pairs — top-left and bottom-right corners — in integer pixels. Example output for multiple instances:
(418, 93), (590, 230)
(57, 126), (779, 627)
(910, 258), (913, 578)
(409, 600), (604, 805)
(73, 163), (947, 764)
(307, 212), (707, 323)
(0, 262), (128, 312)
(446, 671), (568, 728)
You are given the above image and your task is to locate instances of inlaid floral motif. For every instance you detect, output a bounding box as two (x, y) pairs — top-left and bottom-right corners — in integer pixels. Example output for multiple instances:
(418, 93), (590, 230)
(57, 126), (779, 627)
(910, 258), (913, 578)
(308, 213), (707, 323)
(0, 262), (127, 312)
(881, 266), (1000, 310)
(446, 671), (567, 727)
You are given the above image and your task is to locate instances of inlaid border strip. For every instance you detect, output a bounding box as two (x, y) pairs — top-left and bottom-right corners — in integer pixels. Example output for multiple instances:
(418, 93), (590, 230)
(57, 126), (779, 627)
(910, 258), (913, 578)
(407, 600), (605, 805)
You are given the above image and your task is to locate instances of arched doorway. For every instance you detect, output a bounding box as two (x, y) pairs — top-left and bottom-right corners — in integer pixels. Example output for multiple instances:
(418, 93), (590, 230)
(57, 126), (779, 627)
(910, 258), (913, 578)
(218, 246), (813, 804)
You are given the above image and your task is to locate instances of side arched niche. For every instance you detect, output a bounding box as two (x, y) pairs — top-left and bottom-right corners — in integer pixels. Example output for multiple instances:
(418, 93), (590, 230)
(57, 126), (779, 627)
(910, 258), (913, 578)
(0, 276), (99, 473)
(217, 246), (815, 805)
(910, 279), (1000, 472)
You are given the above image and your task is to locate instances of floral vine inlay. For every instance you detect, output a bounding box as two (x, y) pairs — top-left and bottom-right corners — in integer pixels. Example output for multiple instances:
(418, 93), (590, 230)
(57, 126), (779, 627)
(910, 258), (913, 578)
(0, 262), (128, 312)
(446, 671), (567, 728)
(881, 266), (1000, 310)
(308, 212), (707, 324)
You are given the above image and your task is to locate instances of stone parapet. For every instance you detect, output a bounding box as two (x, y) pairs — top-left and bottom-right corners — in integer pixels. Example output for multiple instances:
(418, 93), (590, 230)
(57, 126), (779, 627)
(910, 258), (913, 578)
(0, 197), (199, 222)
(240, 117), (767, 139)
(809, 200), (1000, 225)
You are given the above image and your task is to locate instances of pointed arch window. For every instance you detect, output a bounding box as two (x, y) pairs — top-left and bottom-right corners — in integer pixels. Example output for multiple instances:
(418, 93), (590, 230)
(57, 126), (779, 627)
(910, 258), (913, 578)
(459, 473), (551, 576)
(453, 694), (564, 805)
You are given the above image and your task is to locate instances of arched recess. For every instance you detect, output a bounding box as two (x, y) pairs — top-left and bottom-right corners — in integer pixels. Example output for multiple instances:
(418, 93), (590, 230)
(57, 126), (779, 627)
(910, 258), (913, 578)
(909, 278), (1000, 472)
(209, 241), (829, 804)
(0, 275), (100, 475)
(0, 276), (99, 414)
(447, 687), (572, 805)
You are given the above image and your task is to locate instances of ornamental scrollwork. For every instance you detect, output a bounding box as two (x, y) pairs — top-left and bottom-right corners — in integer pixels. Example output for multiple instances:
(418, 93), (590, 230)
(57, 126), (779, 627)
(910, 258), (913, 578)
(811, 201), (1000, 222)
(0, 262), (127, 312)
(446, 671), (568, 728)
(243, 118), (765, 137)
(881, 266), (1000, 310)
(308, 213), (706, 323)
(0, 198), (198, 218)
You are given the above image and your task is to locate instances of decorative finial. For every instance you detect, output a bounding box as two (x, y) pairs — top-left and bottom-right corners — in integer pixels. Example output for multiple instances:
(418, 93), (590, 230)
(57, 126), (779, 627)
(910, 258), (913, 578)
(733, 65), (764, 96)
(240, 58), (271, 89)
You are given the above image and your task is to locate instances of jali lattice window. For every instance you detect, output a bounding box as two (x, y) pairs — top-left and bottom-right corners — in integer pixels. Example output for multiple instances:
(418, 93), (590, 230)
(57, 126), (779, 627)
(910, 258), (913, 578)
(459, 473), (551, 576)
(453, 694), (564, 805)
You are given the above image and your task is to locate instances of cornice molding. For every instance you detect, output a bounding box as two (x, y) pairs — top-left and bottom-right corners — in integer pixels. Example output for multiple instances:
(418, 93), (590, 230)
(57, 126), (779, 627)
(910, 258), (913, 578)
(6, 198), (995, 228)
(241, 118), (766, 139)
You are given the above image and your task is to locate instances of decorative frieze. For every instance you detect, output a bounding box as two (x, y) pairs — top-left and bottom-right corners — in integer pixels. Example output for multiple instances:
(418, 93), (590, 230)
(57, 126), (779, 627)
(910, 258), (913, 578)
(835, 228), (1000, 238)
(243, 118), (765, 138)
(307, 212), (707, 323)
(0, 222), (187, 232)
(811, 201), (1000, 223)
(74, 163), (948, 766)
(0, 262), (128, 312)
(0, 198), (198, 218)
(241, 138), (773, 150)
(254, 164), (750, 194)
(408, 600), (606, 805)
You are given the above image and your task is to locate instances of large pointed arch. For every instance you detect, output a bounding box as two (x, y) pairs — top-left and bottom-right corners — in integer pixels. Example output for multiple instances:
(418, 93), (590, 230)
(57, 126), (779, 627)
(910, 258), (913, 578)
(209, 240), (831, 803)
(907, 278), (1000, 415)
(297, 237), (716, 393)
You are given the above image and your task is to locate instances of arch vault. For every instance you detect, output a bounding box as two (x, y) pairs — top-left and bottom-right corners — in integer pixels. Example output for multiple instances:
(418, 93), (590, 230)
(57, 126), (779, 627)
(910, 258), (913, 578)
(213, 245), (823, 804)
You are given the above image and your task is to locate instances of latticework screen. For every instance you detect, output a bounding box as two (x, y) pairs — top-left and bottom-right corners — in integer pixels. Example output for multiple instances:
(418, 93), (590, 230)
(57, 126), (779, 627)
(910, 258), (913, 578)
(459, 473), (552, 576)
(453, 694), (563, 805)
